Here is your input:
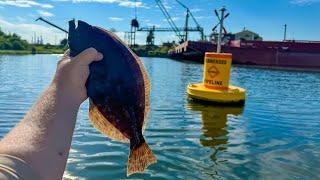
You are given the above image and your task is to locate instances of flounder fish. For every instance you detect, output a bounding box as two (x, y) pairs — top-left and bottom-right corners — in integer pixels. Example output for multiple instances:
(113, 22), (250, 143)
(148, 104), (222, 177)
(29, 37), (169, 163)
(68, 20), (156, 176)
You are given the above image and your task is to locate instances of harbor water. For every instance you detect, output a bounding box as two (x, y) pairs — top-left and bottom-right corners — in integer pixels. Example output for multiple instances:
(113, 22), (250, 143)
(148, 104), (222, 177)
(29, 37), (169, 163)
(0, 55), (319, 179)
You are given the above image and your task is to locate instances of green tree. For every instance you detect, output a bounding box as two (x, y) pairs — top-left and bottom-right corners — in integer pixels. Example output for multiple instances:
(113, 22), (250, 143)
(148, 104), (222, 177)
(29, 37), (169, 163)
(60, 38), (68, 47)
(0, 30), (29, 50)
(12, 41), (26, 50)
(1, 42), (12, 50)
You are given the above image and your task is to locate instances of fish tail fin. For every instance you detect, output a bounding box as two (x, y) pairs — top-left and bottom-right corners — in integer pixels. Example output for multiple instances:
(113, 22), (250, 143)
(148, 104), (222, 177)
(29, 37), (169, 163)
(127, 142), (157, 176)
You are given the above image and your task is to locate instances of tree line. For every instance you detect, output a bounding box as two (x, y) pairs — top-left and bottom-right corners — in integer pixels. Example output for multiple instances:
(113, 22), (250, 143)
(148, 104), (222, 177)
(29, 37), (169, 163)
(0, 28), (29, 50)
(0, 27), (67, 51)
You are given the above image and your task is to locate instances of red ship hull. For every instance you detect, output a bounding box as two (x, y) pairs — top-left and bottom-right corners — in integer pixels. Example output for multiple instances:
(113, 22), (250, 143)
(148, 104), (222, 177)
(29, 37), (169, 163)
(169, 40), (320, 70)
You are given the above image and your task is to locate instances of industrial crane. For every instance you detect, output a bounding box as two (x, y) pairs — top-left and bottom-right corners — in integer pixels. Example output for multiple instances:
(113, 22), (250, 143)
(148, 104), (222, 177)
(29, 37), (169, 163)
(129, 0), (139, 46)
(37, 1), (204, 47)
(130, 0), (205, 46)
(138, 26), (204, 45)
(152, 0), (204, 43)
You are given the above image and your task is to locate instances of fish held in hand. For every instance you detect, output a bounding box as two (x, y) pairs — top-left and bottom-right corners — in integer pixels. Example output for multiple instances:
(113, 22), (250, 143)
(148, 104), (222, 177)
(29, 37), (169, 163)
(68, 20), (156, 176)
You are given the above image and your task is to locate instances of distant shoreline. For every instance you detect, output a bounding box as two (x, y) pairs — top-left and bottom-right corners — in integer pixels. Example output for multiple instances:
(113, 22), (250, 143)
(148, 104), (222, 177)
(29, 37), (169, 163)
(0, 50), (167, 57)
(0, 45), (171, 58)
(0, 49), (65, 55)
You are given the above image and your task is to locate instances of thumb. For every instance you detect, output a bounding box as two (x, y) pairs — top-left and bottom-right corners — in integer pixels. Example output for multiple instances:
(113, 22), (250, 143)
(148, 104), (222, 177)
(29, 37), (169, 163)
(73, 47), (103, 65)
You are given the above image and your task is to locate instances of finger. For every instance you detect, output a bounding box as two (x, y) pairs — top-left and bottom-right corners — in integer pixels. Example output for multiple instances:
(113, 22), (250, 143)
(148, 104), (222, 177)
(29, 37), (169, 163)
(73, 47), (103, 65)
(63, 49), (70, 58)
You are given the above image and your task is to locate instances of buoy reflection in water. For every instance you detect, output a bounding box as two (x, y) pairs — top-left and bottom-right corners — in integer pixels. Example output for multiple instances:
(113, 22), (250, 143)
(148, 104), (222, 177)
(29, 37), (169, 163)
(187, 102), (244, 161)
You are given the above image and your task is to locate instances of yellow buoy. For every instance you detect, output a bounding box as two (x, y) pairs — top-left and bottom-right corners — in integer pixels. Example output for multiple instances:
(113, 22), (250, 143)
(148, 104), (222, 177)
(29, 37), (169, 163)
(187, 52), (246, 105)
(187, 6), (245, 105)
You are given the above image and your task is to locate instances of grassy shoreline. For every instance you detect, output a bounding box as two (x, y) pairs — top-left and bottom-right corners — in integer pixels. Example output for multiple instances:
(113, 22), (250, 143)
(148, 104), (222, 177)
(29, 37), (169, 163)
(1, 45), (172, 57)
(131, 45), (171, 58)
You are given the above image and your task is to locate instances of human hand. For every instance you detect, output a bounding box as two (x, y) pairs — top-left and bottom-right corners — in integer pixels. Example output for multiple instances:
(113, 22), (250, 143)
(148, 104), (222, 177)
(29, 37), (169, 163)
(52, 48), (103, 106)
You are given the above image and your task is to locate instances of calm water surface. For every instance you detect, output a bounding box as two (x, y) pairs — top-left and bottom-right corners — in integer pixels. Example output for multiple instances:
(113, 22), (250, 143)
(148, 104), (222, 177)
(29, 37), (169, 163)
(0, 55), (320, 179)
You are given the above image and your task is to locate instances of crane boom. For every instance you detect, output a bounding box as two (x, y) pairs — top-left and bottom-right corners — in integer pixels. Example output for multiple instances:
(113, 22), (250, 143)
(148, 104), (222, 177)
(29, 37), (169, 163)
(174, 0), (201, 27)
(36, 17), (68, 34)
(155, 0), (184, 41)
(175, 0), (204, 40)
(138, 27), (202, 32)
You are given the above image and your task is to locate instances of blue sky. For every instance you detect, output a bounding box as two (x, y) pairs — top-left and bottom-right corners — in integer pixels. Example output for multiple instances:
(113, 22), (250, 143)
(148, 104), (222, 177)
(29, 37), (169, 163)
(0, 0), (319, 44)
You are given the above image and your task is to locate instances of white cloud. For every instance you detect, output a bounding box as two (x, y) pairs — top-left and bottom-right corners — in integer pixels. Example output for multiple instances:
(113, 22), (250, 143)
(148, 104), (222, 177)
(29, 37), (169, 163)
(118, 1), (143, 8)
(53, 0), (148, 8)
(37, 10), (55, 17)
(0, 17), (66, 45)
(0, 0), (54, 8)
(108, 17), (123, 22)
(290, 0), (320, 5)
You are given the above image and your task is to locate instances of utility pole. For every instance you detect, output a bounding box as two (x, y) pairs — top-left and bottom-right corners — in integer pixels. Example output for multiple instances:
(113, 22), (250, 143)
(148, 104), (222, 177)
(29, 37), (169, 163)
(217, 6), (226, 53)
(283, 24), (287, 41)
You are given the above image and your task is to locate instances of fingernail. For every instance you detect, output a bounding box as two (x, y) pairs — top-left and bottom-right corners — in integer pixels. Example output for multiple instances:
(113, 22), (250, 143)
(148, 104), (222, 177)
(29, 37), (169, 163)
(97, 52), (103, 60)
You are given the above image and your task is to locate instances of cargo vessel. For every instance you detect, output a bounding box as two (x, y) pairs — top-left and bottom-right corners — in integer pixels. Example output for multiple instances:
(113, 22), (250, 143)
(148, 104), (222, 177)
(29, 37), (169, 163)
(169, 40), (320, 70)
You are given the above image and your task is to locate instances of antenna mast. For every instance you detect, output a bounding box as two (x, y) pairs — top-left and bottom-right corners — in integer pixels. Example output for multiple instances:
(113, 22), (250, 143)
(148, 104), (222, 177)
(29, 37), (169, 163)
(213, 7), (229, 53)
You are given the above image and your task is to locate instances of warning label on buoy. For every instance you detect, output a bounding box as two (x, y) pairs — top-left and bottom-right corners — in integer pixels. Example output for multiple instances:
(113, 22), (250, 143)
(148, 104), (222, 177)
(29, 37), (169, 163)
(203, 53), (232, 90)
(207, 65), (220, 78)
